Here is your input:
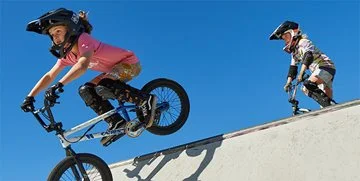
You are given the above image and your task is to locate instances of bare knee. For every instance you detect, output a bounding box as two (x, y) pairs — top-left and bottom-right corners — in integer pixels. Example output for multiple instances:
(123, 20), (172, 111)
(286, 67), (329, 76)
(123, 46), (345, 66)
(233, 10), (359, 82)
(302, 86), (310, 96)
(324, 87), (333, 98)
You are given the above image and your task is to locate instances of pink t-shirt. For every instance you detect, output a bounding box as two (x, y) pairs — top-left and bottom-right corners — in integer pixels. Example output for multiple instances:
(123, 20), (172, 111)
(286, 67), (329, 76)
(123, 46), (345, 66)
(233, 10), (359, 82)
(57, 33), (139, 73)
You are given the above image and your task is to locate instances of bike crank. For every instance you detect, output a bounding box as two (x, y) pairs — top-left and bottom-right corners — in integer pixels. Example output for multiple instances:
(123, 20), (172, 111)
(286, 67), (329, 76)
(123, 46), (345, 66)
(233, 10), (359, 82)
(125, 119), (145, 138)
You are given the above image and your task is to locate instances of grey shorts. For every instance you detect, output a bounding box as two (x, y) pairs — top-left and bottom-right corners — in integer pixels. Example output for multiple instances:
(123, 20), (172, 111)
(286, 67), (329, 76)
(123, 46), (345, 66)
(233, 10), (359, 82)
(312, 68), (335, 89)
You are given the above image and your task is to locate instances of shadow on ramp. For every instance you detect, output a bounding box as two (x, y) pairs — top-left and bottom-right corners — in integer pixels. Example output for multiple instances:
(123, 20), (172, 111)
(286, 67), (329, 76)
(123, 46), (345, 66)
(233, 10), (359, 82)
(121, 135), (224, 181)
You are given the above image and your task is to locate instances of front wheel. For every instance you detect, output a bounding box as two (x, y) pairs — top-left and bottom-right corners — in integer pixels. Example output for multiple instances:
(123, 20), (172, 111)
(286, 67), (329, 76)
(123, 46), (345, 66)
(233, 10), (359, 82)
(142, 78), (190, 135)
(47, 153), (113, 181)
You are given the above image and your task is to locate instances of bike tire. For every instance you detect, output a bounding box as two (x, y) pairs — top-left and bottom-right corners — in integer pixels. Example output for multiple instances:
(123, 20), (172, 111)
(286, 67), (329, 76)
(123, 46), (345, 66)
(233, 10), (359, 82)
(141, 78), (190, 135)
(47, 153), (112, 181)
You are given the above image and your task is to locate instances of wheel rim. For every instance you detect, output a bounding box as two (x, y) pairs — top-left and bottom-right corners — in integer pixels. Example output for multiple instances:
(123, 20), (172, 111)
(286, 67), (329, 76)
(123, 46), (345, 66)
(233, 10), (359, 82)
(151, 87), (182, 128)
(60, 163), (103, 181)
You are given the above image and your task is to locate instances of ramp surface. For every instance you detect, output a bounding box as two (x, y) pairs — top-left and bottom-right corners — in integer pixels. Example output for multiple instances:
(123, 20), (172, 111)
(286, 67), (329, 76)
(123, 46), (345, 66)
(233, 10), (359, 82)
(109, 100), (360, 181)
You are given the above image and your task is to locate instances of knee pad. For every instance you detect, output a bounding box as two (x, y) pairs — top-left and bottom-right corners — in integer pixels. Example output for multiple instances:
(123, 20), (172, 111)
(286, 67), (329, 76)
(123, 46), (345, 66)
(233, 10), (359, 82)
(79, 83), (116, 114)
(97, 78), (147, 105)
(98, 78), (129, 97)
(78, 83), (99, 106)
(303, 80), (318, 92)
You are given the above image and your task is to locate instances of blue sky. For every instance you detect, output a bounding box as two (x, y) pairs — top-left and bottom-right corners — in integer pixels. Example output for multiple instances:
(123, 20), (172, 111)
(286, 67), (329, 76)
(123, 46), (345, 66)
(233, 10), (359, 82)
(1, 1), (359, 180)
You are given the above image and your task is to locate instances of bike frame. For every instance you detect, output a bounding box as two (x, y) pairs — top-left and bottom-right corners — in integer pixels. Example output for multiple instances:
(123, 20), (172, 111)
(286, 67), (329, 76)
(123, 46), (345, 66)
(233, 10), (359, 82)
(32, 100), (168, 148)
(33, 102), (133, 148)
(288, 75), (311, 115)
(58, 105), (134, 148)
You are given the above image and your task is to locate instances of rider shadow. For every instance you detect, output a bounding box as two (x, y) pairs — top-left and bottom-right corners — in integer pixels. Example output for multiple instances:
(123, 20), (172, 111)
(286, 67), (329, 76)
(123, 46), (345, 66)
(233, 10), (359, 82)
(122, 135), (224, 181)
(182, 139), (223, 181)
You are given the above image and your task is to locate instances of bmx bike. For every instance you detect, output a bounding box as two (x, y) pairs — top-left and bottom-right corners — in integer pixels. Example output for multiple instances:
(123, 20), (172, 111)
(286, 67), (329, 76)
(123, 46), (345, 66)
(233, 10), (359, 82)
(287, 74), (337, 115)
(30, 78), (190, 181)
(287, 75), (311, 115)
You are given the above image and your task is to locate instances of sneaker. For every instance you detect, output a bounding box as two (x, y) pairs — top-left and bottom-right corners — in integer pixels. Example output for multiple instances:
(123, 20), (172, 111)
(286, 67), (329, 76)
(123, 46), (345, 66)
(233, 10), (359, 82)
(100, 118), (126, 146)
(139, 95), (157, 128)
(309, 90), (331, 108)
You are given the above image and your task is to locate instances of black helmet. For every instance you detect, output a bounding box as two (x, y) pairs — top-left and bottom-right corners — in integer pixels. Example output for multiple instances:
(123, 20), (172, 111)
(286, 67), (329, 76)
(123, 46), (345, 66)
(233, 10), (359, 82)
(269, 21), (299, 40)
(269, 21), (302, 53)
(26, 8), (84, 58)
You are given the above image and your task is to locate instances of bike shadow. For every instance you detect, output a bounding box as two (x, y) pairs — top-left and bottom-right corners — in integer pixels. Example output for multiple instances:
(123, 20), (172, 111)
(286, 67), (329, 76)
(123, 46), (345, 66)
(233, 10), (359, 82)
(121, 135), (224, 181)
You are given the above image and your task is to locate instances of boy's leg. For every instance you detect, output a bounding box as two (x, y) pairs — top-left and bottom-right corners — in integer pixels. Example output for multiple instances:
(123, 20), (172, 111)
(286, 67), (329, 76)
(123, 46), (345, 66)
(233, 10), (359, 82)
(324, 87), (333, 99)
(78, 82), (126, 145)
(303, 84), (331, 108)
(96, 78), (157, 128)
(311, 67), (335, 98)
(95, 62), (157, 128)
(302, 68), (335, 107)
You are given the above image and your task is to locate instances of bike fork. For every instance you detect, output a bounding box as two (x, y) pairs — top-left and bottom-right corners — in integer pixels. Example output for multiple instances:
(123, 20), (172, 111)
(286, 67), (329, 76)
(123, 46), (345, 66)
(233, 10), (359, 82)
(65, 147), (90, 181)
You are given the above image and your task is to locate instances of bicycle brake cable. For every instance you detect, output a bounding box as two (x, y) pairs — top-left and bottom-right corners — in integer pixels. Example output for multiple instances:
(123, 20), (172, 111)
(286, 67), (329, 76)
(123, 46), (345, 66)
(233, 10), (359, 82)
(61, 121), (101, 143)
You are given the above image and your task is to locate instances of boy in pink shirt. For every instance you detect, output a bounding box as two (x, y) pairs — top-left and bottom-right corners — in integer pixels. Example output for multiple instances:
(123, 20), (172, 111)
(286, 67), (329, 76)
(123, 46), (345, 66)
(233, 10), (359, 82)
(21, 8), (157, 146)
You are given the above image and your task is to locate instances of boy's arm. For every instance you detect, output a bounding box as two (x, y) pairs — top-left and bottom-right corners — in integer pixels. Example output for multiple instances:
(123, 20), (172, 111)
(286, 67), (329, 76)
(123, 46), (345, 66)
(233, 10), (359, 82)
(58, 51), (93, 85)
(28, 61), (65, 97)
(298, 51), (313, 81)
(298, 64), (308, 82)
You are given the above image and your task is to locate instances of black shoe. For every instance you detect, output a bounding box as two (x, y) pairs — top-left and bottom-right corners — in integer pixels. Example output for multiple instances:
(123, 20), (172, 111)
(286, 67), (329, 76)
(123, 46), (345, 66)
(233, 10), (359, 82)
(100, 119), (126, 146)
(309, 91), (331, 108)
(138, 95), (157, 128)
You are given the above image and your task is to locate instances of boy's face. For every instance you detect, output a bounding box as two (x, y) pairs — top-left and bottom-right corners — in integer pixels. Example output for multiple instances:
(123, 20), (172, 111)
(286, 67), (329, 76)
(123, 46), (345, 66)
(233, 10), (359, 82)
(48, 25), (67, 45)
(281, 32), (292, 46)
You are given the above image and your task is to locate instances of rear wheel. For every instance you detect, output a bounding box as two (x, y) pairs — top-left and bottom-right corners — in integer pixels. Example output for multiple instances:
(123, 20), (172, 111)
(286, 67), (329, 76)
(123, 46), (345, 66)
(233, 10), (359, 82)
(48, 153), (112, 181)
(142, 78), (190, 135)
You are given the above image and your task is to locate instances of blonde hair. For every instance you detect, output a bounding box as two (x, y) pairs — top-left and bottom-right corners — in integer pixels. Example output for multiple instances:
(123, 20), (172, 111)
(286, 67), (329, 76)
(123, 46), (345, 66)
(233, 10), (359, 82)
(301, 33), (308, 39)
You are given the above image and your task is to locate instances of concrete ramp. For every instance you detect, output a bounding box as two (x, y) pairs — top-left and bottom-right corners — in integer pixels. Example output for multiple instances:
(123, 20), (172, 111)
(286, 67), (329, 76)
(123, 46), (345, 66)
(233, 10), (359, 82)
(109, 100), (360, 181)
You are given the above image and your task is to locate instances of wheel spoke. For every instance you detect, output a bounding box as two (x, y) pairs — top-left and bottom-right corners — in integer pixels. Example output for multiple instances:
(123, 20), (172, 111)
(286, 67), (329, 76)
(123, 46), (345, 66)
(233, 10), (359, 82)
(151, 87), (182, 127)
(57, 160), (108, 180)
(141, 79), (189, 135)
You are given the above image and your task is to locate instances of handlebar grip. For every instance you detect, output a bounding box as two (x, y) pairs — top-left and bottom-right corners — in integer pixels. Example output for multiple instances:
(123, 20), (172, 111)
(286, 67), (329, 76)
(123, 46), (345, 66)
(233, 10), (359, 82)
(56, 87), (64, 94)
(295, 74), (310, 85)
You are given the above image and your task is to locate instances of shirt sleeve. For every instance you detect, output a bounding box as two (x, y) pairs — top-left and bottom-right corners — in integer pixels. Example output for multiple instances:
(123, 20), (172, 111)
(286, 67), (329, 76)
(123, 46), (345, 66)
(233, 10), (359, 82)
(77, 33), (99, 56)
(56, 58), (71, 67)
(298, 39), (315, 59)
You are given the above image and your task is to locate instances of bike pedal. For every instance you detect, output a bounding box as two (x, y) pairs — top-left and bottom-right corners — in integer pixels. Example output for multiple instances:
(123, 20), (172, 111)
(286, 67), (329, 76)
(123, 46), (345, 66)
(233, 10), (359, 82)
(103, 140), (112, 147)
(102, 134), (125, 147)
(125, 121), (145, 138)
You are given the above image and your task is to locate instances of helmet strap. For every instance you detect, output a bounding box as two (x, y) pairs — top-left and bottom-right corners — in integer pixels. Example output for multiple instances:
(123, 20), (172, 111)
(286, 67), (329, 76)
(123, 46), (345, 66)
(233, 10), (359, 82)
(282, 30), (301, 54)
(49, 31), (72, 58)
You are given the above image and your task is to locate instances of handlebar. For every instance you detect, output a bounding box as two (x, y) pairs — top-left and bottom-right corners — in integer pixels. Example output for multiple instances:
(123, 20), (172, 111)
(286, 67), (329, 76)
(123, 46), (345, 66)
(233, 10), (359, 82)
(31, 94), (63, 133)
(294, 74), (310, 86)
(56, 87), (64, 94)
(288, 74), (310, 102)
